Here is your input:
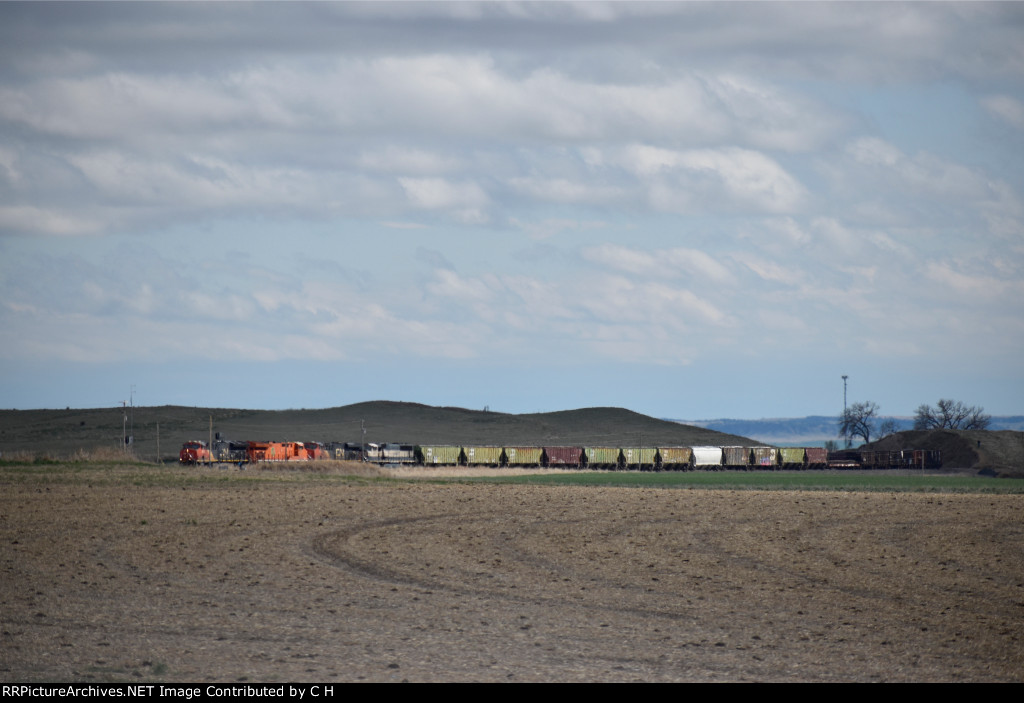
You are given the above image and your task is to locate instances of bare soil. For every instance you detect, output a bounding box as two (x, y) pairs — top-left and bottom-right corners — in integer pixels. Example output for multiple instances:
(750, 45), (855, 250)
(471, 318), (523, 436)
(2, 464), (1023, 682)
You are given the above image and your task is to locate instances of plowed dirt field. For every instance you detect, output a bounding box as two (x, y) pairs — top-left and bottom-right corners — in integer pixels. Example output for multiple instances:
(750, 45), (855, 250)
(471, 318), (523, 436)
(2, 465), (1022, 682)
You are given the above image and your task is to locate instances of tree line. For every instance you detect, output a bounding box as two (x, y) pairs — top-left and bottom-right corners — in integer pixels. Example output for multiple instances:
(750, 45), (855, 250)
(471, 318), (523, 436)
(838, 398), (990, 445)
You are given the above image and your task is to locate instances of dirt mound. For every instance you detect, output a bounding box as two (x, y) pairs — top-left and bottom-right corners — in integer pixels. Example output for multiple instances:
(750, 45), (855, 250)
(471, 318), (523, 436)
(865, 429), (1024, 477)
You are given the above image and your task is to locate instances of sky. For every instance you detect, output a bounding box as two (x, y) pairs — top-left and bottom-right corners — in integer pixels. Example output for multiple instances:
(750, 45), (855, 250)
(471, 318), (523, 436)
(1, 2), (1022, 420)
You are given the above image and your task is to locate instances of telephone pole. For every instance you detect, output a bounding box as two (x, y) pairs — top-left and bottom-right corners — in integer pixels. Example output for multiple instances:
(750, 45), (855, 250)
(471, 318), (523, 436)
(120, 400), (128, 453)
(841, 375), (849, 448)
(129, 385), (135, 454)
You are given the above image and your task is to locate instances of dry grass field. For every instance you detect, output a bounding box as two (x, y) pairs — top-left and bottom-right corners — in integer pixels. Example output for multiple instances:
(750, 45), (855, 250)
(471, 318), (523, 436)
(2, 462), (1023, 682)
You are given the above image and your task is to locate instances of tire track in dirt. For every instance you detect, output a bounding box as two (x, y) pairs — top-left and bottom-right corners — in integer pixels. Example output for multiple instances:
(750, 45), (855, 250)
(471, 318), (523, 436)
(307, 509), (899, 626)
(309, 502), (1024, 639)
(308, 512), (714, 623)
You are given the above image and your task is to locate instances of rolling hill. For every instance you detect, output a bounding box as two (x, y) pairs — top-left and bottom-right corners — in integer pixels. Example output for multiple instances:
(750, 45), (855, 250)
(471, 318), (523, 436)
(0, 401), (758, 462)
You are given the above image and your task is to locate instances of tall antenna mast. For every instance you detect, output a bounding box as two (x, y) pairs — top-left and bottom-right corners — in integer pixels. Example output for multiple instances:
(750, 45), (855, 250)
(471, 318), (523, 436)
(841, 375), (849, 448)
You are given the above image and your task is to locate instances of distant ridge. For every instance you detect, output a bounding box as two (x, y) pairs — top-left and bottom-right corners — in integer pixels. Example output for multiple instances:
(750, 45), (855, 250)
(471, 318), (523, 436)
(0, 401), (758, 460)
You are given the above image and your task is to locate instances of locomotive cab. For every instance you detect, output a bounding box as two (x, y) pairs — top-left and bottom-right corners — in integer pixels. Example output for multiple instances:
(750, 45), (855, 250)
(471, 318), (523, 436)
(179, 440), (211, 464)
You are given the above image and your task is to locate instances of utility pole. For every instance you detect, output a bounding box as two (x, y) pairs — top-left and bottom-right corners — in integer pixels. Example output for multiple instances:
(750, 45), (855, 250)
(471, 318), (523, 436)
(120, 400), (128, 453)
(842, 375), (849, 449)
(129, 384), (135, 454)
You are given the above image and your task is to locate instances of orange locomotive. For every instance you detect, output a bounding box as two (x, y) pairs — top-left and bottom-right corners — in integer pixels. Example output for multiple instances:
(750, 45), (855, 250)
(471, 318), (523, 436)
(179, 440), (212, 464)
(245, 441), (308, 462)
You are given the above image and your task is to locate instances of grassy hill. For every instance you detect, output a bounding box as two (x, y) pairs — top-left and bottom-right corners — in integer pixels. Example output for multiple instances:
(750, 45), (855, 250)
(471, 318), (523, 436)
(0, 401), (758, 462)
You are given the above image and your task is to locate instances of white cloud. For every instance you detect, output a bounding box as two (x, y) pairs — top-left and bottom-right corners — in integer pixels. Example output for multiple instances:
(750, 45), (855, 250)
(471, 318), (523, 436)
(982, 94), (1024, 130)
(0, 73), (255, 141)
(676, 148), (806, 212)
(0, 46), (831, 235)
(845, 137), (991, 200)
(583, 244), (661, 277)
(732, 252), (796, 286)
(58, 149), (353, 220)
(426, 269), (496, 304)
(616, 145), (806, 214)
(358, 147), (463, 175)
(0, 205), (103, 236)
(704, 73), (844, 151)
(837, 136), (1024, 242)
(0, 54), (840, 148)
(398, 176), (490, 223)
(398, 177), (487, 208)
(737, 217), (811, 253)
(846, 137), (902, 167)
(924, 261), (1024, 302)
(583, 244), (734, 284)
(575, 275), (730, 329)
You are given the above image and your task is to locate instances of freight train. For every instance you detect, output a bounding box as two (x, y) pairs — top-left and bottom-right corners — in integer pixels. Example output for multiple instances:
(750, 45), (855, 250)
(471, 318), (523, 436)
(180, 439), (940, 470)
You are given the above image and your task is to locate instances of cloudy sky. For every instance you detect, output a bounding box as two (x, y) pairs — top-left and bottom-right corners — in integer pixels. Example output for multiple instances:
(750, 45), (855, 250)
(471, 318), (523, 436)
(1, 2), (1022, 420)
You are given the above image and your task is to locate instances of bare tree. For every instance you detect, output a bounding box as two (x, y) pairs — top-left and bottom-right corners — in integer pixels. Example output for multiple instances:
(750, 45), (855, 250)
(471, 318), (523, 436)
(913, 399), (991, 430)
(878, 418), (901, 438)
(839, 401), (879, 445)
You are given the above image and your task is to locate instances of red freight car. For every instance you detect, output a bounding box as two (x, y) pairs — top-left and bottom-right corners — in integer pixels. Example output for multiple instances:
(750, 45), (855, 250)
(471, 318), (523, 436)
(543, 446), (584, 468)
